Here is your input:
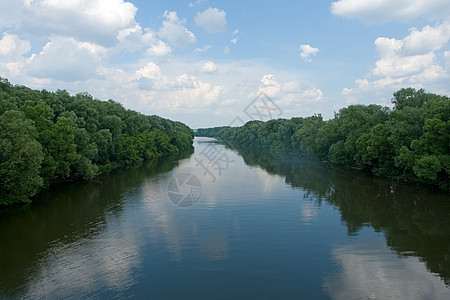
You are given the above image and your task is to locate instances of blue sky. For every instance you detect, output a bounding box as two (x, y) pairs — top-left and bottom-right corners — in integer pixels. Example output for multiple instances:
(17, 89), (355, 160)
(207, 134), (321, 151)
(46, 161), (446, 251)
(1, 0), (450, 128)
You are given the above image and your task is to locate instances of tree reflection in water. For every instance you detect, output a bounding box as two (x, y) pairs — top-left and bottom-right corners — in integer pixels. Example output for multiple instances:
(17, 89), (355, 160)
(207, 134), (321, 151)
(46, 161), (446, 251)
(232, 144), (450, 285)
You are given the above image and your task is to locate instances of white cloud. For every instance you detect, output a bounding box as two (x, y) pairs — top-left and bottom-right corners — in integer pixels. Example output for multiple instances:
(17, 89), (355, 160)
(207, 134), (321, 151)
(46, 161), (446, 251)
(331, 0), (450, 23)
(259, 74), (281, 98)
(373, 52), (435, 77)
(257, 74), (324, 117)
(1, 0), (173, 60)
(158, 11), (196, 47)
(189, 0), (205, 8)
(231, 38), (238, 44)
(194, 7), (227, 33)
(116, 24), (160, 54)
(135, 62), (162, 80)
(146, 40), (172, 56)
(0, 33), (31, 78)
(299, 44), (319, 62)
(342, 21), (450, 101)
(19, 0), (138, 47)
(26, 37), (100, 82)
(402, 23), (450, 55)
(371, 22), (450, 78)
(112, 24), (173, 57)
(0, 33), (30, 58)
(202, 61), (218, 73)
(132, 61), (223, 111)
(194, 45), (212, 54)
(168, 76), (223, 109)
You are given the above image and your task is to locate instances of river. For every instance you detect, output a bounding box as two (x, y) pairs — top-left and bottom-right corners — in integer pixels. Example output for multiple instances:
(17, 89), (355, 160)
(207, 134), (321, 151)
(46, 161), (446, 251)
(1, 137), (449, 299)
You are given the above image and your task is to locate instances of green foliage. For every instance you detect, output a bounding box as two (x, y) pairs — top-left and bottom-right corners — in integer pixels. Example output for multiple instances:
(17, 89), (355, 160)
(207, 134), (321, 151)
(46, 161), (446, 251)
(0, 110), (44, 204)
(0, 77), (194, 205)
(195, 126), (230, 138)
(218, 88), (450, 191)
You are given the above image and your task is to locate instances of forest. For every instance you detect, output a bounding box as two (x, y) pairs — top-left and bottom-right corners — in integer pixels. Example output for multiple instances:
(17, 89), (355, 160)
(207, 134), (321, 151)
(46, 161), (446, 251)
(0, 77), (194, 205)
(199, 88), (450, 191)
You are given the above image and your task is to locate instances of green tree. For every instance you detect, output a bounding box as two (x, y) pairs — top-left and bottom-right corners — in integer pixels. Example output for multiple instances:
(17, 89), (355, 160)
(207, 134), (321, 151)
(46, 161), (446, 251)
(0, 110), (44, 203)
(49, 116), (79, 181)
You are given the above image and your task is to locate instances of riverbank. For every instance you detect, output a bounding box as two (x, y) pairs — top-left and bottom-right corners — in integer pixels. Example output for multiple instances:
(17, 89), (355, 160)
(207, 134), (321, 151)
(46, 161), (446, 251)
(0, 77), (194, 206)
(198, 88), (450, 192)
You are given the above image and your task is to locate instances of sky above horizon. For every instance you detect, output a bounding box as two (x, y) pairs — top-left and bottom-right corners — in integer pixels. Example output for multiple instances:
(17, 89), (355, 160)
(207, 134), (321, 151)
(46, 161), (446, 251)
(1, 0), (450, 128)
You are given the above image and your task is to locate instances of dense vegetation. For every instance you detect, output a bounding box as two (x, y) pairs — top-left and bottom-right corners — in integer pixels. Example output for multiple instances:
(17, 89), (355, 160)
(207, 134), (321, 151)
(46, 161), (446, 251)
(0, 77), (194, 205)
(211, 88), (449, 191)
(195, 126), (230, 137)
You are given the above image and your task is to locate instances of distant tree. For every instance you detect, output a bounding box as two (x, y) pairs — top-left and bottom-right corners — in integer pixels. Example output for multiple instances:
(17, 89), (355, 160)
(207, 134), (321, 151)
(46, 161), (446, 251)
(218, 88), (449, 191)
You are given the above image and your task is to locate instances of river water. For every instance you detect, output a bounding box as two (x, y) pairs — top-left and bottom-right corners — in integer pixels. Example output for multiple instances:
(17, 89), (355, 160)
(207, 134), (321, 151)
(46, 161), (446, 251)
(1, 137), (449, 299)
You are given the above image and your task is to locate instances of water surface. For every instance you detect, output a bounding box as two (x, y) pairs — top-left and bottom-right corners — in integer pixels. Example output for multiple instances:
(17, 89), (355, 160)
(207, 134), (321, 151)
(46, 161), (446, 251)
(1, 137), (449, 299)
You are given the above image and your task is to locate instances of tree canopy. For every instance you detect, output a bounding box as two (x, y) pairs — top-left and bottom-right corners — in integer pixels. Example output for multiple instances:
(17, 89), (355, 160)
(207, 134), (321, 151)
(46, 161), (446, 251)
(216, 88), (450, 191)
(0, 77), (194, 205)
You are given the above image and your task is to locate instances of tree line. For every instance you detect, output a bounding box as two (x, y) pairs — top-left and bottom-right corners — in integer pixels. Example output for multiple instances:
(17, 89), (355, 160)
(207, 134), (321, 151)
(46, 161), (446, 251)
(0, 77), (194, 205)
(199, 88), (450, 191)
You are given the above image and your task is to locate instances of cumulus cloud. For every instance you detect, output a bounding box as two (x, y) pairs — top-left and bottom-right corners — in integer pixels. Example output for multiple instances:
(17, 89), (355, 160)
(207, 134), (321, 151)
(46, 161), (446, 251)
(26, 37), (100, 82)
(403, 23), (450, 55)
(202, 61), (218, 73)
(115, 25), (163, 54)
(259, 74), (282, 98)
(373, 22), (449, 79)
(0, 33), (31, 78)
(19, 0), (138, 47)
(299, 44), (319, 62)
(342, 21), (450, 104)
(135, 62), (162, 80)
(0, 4), (175, 84)
(257, 74), (324, 117)
(168, 76), (223, 109)
(0, 32), (30, 58)
(133, 61), (223, 111)
(253, 74), (325, 118)
(258, 75), (324, 103)
(158, 11), (196, 47)
(331, 0), (450, 23)
(146, 40), (172, 56)
(194, 7), (226, 33)
(1, 0), (173, 79)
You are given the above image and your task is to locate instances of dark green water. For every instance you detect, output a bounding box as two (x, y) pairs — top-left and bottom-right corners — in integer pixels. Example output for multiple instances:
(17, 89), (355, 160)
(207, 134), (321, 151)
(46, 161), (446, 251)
(1, 137), (449, 299)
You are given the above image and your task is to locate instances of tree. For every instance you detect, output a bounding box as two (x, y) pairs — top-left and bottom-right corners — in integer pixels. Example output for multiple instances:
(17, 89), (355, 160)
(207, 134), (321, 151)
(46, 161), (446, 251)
(392, 88), (427, 110)
(48, 116), (79, 181)
(0, 110), (43, 203)
(0, 77), (195, 205)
